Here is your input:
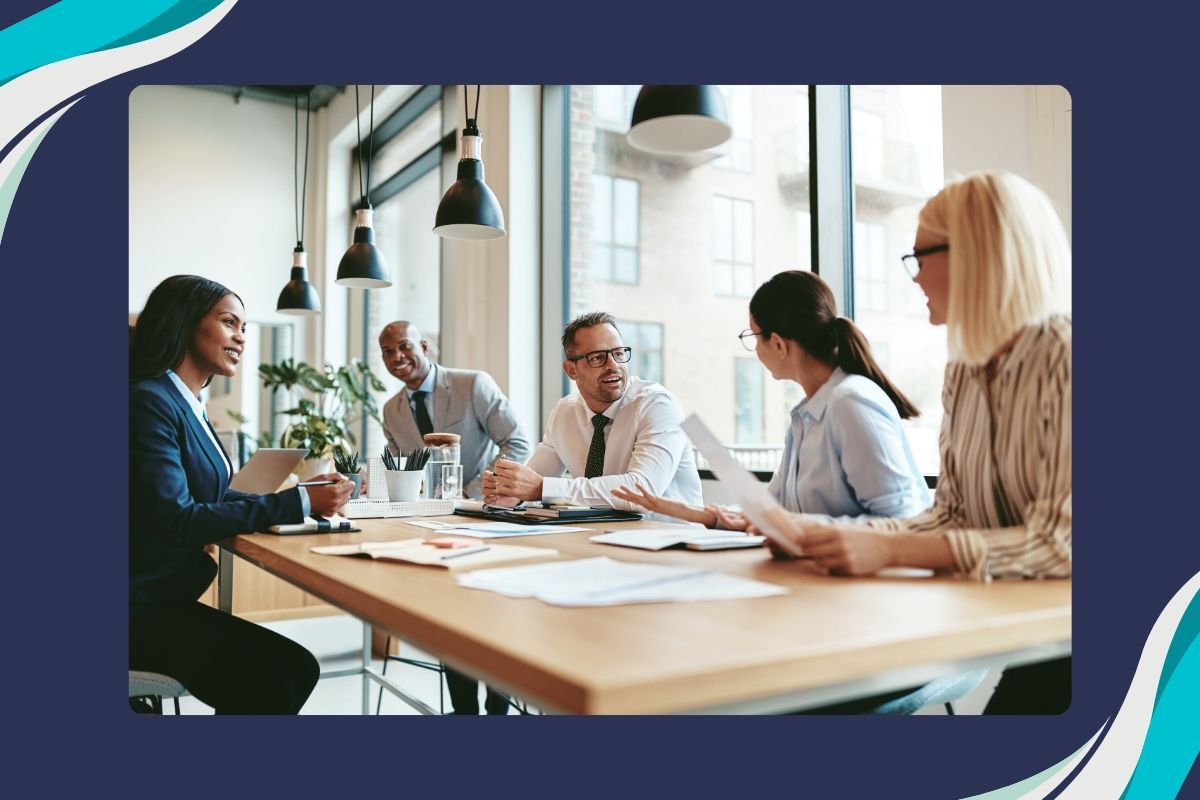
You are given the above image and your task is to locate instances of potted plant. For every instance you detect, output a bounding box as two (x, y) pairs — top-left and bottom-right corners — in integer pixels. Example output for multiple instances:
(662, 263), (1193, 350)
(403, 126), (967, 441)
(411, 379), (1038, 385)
(333, 447), (362, 499)
(259, 357), (386, 479)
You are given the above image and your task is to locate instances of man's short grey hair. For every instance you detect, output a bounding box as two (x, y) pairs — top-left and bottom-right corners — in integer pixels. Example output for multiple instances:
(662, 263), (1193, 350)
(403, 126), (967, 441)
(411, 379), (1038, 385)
(561, 311), (619, 355)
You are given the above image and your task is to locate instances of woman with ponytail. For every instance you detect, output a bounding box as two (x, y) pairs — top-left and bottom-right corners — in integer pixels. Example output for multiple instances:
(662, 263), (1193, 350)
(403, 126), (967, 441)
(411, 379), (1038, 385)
(613, 270), (929, 527)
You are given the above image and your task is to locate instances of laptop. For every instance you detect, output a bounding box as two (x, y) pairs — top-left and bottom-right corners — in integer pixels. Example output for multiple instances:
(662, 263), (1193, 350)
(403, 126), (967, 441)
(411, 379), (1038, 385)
(228, 448), (308, 494)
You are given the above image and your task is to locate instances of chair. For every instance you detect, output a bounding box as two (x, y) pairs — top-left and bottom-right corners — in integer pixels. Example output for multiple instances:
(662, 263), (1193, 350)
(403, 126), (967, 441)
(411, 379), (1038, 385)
(376, 634), (448, 715)
(129, 670), (188, 715)
(871, 669), (989, 715)
(375, 634), (535, 715)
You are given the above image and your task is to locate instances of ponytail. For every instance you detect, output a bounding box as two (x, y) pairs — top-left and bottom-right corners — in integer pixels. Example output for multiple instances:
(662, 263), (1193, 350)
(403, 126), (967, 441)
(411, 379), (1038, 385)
(831, 317), (920, 420)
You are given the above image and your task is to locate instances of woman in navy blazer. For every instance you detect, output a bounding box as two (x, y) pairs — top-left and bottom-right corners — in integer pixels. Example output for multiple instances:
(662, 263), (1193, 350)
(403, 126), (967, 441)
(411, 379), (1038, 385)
(130, 275), (353, 714)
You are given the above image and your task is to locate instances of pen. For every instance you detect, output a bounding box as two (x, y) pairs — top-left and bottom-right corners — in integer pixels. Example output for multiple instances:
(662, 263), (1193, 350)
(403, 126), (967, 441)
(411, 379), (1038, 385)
(299, 480), (337, 487)
(440, 545), (490, 560)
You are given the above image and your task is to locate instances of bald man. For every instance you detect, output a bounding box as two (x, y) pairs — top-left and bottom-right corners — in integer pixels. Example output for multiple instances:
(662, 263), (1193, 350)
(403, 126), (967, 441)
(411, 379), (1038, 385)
(378, 321), (531, 501)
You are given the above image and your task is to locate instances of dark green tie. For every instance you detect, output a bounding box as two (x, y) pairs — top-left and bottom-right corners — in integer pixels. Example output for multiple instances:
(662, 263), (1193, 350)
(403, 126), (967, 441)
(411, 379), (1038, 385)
(585, 413), (608, 478)
(411, 390), (433, 437)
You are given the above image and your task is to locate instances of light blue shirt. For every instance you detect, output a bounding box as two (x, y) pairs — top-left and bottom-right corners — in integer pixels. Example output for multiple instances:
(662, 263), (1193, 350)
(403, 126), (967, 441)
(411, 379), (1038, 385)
(767, 368), (929, 521)
(165, 370), (310, 517)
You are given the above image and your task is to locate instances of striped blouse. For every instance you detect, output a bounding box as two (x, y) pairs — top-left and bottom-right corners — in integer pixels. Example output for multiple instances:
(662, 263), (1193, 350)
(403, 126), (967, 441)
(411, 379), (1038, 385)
(873, 315), (1071, 581)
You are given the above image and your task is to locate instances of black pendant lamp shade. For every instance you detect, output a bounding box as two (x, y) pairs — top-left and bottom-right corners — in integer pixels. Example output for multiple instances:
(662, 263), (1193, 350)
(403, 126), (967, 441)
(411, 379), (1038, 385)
(434, 86), (506, 240)
(336, 85), (392, 288)
(277, 246), (321, 315)
(277, 90), (322, 315)
(627, 85), (733, 155)
(336, 202), (392, 287)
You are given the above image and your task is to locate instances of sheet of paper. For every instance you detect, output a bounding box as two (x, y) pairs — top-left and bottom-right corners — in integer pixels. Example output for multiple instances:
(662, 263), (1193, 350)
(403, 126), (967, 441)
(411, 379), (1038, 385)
(681, 414), (805, 556)
(440, 522), (591, 537)
(456, 556), (787, 606)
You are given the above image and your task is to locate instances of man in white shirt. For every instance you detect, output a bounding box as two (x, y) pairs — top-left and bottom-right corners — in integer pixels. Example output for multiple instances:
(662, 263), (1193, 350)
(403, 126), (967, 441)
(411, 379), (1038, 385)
(483, 312), (702, 513)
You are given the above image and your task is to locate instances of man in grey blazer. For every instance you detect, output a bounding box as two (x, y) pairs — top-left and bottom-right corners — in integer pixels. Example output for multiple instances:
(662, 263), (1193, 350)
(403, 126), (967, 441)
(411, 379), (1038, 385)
(378, 320), (531, 715)
(379, 321), (532, 500)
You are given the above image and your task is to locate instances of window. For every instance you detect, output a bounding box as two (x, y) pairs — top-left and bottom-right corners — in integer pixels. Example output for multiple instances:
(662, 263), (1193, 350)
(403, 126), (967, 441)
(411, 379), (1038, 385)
(735, 359), (764, 444)
(564, 85), (808, 454)
(618, 320), (663, 384)
(714, 85), (753, 172)
(558, 84), (1070, 477)
(713, 195), (754, 297)
(848, 86), (946, 475)
(593, 84), (639, 130)
(853, 221), (887, 312)
(591, 174), (640, 284)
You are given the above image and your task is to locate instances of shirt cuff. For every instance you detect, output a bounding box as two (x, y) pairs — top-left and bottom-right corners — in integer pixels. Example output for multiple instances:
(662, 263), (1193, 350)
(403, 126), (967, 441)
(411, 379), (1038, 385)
(942, 528), (989, 581)
(540, 476), (568, 501)
(298, 486), (311, 518)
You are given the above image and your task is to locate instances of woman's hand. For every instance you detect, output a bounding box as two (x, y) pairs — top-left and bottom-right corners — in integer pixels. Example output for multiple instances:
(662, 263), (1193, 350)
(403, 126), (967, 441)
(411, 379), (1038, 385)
(796, 526), (895, 576)
(611, 484), (716, 526)
(709, 506), (748, 531)
(306, 474), (355, 517)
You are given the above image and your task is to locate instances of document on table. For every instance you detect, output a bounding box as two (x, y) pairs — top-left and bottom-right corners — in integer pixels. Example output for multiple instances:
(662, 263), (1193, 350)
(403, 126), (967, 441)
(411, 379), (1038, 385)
(681, 414), (806, 557)
(402, 520), (587, 537)
(590, 529), (765, 551)
(456, 556), (787, 607)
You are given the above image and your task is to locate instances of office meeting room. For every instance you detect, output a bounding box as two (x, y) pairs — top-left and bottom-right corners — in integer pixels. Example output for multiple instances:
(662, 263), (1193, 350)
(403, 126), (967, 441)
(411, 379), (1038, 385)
(127, 84), (1072, 717)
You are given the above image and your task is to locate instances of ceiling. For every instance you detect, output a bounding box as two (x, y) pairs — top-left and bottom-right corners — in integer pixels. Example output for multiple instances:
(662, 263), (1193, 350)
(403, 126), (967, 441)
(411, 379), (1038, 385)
(191, 85), (344, 111)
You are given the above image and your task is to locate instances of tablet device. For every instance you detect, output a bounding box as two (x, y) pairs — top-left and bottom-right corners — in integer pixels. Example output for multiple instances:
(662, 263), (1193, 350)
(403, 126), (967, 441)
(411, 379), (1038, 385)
(228, 448), (308, 494)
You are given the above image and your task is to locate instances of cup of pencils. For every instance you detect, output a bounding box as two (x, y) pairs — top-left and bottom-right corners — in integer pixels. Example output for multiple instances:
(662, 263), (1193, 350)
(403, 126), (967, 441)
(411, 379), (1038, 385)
(383, 447), (427, 502)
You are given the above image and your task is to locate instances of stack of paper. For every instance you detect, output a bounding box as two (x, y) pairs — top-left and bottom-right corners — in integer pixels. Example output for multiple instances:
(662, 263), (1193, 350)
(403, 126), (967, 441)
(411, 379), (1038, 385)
(311, 539), (558, 570)
(456, 556), (787, 607)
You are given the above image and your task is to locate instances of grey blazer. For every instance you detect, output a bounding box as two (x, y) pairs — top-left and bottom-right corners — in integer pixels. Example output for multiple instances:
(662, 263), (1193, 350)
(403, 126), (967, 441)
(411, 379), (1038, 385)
(381, 365), (532, 498)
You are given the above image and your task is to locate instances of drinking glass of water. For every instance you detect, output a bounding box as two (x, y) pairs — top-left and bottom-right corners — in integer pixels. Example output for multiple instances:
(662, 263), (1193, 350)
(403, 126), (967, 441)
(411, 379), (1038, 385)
(440, 464), (464, 500)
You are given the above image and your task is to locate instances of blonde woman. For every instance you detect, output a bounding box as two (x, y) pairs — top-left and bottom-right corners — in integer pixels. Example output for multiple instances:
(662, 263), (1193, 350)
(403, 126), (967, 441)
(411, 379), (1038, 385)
(775, 171), (1072, 713)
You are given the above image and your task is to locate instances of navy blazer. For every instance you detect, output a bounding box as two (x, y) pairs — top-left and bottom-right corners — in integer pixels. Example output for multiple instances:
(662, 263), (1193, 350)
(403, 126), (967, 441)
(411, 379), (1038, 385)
(130, 373), (303, 605)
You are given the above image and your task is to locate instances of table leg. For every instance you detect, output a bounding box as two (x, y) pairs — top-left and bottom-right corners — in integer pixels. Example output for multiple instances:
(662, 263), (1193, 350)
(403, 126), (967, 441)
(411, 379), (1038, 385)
(362, 622), (371, 715)
(217, 548), (233, 613)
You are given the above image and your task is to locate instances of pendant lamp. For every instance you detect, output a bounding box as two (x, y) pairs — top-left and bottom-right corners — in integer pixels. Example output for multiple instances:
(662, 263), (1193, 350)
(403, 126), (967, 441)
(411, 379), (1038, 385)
(627, 85), (733, 155)
(336, 85), (392, 288)
(277, 90), (321, 315)
(433, 84), (506, 240)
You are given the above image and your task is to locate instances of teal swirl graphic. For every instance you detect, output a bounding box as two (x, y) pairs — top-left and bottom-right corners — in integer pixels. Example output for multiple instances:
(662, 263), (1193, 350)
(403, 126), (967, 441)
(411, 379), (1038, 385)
(0, 0), (235, 245)
(970, 571), (1199, 799)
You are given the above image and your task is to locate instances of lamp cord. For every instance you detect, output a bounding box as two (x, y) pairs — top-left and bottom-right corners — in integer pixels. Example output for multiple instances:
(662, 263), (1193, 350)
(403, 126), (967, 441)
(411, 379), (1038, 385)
(462, 84), (482, 130)
(295, 91), (311, 248)
(366, 85), (375, 204)
(353, 85), (377, 206)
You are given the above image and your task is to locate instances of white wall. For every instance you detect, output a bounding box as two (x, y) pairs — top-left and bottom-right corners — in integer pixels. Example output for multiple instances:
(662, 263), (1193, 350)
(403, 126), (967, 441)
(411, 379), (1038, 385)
(943, 85), (1072, 237)
(129, 85), (307, 326)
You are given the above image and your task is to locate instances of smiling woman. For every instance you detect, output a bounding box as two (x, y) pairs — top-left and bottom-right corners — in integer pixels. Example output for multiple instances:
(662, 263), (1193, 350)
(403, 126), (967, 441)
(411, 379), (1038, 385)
(128, 274), (355, 714)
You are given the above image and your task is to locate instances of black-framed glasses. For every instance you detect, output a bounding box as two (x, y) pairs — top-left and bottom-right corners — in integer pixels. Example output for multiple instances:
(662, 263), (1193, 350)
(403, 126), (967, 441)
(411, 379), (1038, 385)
(567, 346), (632, 367)
(900, 243), (949, 279)
(738, 329), (766, 351)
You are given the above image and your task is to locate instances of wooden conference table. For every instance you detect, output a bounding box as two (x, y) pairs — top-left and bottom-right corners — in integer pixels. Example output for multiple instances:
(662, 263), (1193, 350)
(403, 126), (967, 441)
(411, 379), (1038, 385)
(217, 515), (1071, 715)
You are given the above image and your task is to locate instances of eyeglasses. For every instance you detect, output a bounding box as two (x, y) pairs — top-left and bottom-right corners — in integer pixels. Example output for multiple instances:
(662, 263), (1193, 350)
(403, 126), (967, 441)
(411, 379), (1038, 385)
(738, 329), (766, 351)
(900, 243), (949, 279)
(566, 346), (632, 367)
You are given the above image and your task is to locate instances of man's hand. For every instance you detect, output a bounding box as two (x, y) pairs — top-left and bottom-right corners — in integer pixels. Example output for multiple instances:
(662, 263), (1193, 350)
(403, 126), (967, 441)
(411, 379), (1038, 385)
(488, 458), (543, 502)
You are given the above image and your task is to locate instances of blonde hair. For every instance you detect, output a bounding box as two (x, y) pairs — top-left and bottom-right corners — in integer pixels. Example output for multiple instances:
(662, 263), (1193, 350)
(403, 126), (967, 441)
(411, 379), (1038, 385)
(919, 171), (1071, 364)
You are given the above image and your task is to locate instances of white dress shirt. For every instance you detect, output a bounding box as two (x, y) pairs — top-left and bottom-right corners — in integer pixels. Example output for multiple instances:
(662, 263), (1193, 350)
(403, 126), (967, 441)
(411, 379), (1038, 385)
(528, 377), (703, 512)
